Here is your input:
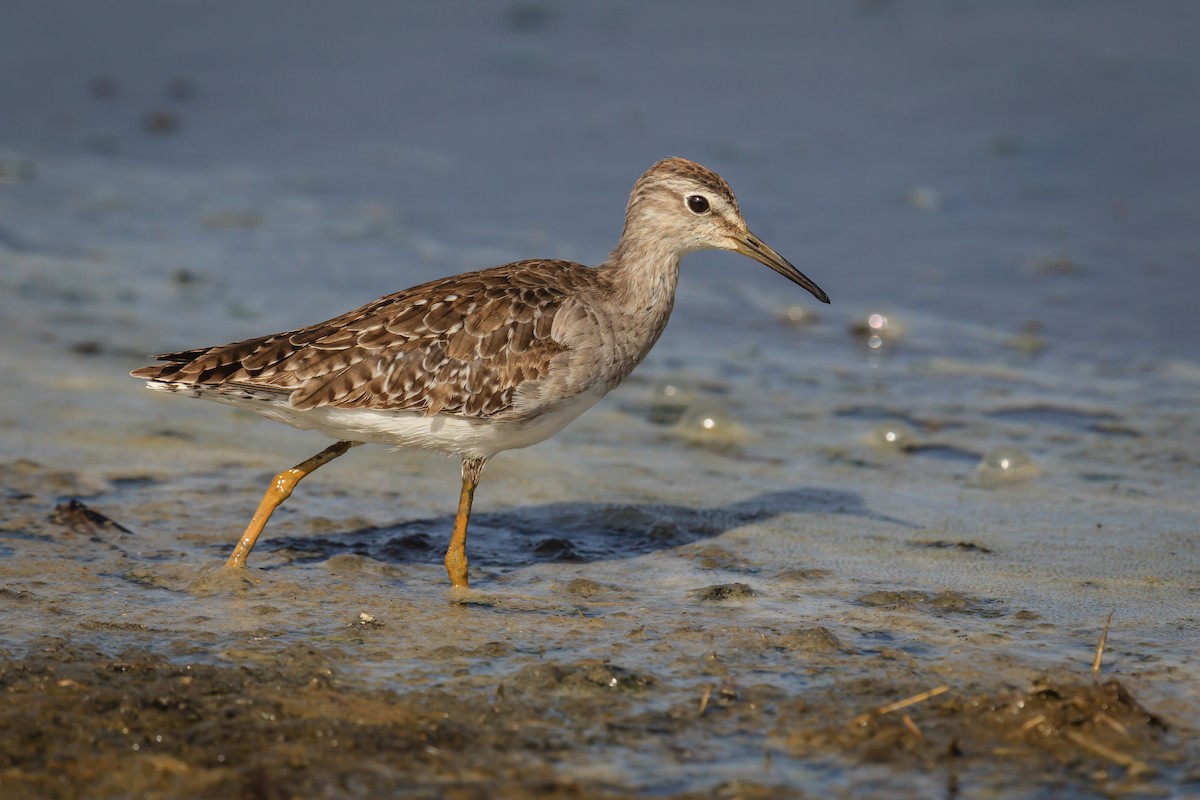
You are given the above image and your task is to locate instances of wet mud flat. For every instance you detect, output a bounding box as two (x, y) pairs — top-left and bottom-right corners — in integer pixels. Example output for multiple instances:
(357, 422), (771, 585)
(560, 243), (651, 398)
(3, 266), (1199, 797)
(0, 640), (1187, 799)
(2, 462), (1197, 799)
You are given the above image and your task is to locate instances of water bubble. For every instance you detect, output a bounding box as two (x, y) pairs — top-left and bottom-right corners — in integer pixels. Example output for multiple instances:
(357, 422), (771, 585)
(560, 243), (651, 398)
(673, 402), (747, 446)
(781, 304), (819, 327)
(851, 312), (903, 350)
(869, 423), (916, 451)
(649, 379), (695, 424)
(978, 446), (1040, 486)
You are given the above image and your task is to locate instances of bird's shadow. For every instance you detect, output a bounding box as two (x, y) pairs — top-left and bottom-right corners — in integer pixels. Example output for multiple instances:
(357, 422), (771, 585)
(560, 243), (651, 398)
(265, 487), (913, 571)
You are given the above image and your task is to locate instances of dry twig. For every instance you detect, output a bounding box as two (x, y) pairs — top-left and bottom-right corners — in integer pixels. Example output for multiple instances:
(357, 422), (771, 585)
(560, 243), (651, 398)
(1018, 713), (1048, 735)
(901, 714), (926, 743)
(1094, 711), (1129, 738)
(851, 685), (949, 726)
(1092, 610), (1114, 675)
(1065, 730), (1149, 776)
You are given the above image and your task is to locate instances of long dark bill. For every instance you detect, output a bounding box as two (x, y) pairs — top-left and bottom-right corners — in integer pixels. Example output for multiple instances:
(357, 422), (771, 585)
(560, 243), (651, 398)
(735, 232), (830, 304)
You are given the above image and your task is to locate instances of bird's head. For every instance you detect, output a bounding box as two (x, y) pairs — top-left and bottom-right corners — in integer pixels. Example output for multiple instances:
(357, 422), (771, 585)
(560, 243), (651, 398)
(623, 157), (829, 304)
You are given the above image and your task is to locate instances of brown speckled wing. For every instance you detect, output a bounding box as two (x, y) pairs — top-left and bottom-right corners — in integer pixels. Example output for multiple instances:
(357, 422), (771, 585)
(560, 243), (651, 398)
(132, 260), (601, 419)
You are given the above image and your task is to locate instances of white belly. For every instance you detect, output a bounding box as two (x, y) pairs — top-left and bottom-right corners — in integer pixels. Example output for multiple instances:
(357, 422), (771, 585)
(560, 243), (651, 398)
(150, 381), (607, 461)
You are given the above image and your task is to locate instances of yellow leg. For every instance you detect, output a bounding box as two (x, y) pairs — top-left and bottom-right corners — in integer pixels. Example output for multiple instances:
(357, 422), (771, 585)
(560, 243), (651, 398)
(225, 441), (354, 569)
(444, 457), (486, 588)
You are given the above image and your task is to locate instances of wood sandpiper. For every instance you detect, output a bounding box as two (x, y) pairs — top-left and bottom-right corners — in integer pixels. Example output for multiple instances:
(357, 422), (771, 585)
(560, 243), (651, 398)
(131, 157), (830, 588)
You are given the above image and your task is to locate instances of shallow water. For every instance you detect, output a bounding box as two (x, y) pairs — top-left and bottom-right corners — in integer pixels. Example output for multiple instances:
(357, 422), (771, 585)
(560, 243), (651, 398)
(2, 1), (1199, 797)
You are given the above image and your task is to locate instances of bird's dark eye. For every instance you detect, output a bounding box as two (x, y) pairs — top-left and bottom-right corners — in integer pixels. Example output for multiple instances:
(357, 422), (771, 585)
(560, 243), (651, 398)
(686, 195), (711, 214)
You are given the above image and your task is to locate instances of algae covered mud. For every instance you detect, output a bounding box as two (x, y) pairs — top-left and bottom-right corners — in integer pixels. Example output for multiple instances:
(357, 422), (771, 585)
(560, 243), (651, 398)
(2, 1), (1199, 797)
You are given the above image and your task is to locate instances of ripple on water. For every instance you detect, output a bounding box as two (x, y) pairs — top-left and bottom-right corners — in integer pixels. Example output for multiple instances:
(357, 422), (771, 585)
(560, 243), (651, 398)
(989, 405), (1120, 432)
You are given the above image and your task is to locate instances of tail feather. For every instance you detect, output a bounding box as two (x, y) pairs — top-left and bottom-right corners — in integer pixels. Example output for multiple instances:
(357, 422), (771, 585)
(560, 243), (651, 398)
(130, 334), (277, 384)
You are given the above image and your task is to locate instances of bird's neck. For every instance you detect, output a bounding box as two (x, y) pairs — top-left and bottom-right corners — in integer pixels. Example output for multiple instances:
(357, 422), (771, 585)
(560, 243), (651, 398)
(600, 231), (683, 318)
(588, 232), (685, 384)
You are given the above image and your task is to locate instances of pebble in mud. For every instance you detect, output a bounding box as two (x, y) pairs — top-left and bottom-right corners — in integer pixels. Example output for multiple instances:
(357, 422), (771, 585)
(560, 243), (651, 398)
(858, 590), (927, 609)
(531, 536), (580, 561)
(506, 660), (656, 694)
(778, 567), (833, 581)
(689, 583), (757, 602)
(49, 499), (133, 537)
(858, 590), (989, 616)
(777, 627), (847, 654)
(562, 578), (614, 598)
(689, 544), (755, 572)
(978, 445), (1040, 486)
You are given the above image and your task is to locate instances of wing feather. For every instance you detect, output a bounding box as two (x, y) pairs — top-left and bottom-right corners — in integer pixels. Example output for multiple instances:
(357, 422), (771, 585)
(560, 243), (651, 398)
(132, 260), (604, 420)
